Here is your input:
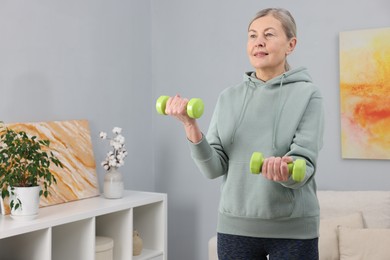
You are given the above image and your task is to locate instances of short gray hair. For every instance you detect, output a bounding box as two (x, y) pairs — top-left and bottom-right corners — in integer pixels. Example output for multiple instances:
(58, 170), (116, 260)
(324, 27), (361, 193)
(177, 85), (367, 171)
(248, 8), (297, 71)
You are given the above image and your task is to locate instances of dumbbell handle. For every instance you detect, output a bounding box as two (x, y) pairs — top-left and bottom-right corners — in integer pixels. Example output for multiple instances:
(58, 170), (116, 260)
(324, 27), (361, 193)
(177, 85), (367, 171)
(249, 152), (306, 182)
(156, 95), (204, 119)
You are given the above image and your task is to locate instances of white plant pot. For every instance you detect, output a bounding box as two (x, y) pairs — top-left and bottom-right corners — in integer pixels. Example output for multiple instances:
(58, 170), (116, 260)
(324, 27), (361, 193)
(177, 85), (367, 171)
(9, 186), (41, 220)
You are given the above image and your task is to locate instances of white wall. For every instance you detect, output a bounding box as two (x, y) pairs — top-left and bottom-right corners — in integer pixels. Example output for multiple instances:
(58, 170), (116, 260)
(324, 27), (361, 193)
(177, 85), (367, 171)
(152, 1), (390, 259)
(0, 0), (154, 191)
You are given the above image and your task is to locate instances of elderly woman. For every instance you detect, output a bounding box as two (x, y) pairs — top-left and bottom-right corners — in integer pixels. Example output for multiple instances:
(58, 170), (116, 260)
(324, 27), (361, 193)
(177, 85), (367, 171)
(165, 8), (324, 260)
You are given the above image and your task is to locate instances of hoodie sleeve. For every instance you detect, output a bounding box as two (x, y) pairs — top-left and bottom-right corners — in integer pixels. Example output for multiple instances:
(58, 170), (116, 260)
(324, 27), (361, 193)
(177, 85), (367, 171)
(283, 86), (325, 189)
(187, 96), (229, 179)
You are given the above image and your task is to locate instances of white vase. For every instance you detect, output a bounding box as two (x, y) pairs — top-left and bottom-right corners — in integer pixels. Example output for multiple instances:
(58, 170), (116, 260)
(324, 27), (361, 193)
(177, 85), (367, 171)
(9, 186), (41, 220)
(103, 168), (124, 199)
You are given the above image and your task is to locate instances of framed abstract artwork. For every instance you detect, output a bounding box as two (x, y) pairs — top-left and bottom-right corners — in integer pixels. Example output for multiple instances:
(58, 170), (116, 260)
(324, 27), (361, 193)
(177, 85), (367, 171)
(0, 119), (100, 215)
(340, 27), (390, 159)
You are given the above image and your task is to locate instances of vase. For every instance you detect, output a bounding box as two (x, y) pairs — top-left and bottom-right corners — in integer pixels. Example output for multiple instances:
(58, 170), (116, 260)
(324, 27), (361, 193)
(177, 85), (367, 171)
(133, 230), (143, 256)
(103, 168), (124, 199)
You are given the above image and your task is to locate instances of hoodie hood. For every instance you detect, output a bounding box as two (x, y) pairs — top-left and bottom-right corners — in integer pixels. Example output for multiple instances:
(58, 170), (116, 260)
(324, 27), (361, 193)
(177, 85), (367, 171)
(243, 66), (313, 86)
(231, 67), (313, 149)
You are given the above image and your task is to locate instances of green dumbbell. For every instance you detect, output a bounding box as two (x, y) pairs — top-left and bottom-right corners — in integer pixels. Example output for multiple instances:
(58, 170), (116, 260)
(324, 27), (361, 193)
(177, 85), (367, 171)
(156, 95), (204, 119)
(249, 152), (306, 182)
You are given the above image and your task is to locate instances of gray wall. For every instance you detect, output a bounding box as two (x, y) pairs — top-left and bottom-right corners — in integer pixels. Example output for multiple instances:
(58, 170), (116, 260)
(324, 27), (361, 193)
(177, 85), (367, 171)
(1, 1), (390, 260)
(152, 1), (390, 259)
(0, 0), (154, 191)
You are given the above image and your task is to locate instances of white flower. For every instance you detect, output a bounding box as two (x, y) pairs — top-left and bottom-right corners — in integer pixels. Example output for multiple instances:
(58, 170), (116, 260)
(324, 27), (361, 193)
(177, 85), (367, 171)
(114, 135), (125, 144)
(109, 140), (121, 150)
(112, 127), (122, 134)
(109, 160), (117, 167)
(99, 132), (107, 139)
(100, 127), (128, 172)
(117, 153), (125, 160)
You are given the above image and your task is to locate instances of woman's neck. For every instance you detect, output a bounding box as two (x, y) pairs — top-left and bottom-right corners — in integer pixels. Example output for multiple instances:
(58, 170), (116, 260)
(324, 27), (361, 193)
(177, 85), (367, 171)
(255, 67), (286, 81)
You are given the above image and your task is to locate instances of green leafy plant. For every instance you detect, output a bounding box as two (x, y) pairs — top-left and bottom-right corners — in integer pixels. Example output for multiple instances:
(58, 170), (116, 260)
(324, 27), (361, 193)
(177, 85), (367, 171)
(0, 122), (63, 211)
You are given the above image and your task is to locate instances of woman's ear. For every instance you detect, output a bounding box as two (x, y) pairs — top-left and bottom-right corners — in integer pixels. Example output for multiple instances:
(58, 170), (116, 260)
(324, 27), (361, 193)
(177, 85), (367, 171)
(286, 37), (297, 55)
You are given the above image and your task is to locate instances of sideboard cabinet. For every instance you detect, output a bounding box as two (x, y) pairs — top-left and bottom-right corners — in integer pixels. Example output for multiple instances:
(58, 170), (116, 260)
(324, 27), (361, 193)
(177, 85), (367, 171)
(0, 190), (167, 260)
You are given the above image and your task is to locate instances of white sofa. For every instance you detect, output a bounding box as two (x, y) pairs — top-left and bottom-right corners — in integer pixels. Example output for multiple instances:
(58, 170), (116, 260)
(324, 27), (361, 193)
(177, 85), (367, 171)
(209, 190), (390, 260)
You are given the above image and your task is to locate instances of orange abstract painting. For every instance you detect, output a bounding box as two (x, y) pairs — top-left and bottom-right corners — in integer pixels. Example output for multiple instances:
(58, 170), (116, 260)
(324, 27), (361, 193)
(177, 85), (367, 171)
(0, 119), (99, 214)
(340, 27), (390, 159)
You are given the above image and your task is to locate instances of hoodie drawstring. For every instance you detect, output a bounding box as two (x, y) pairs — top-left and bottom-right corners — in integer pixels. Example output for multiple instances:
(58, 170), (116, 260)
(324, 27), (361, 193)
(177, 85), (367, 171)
(231, 80), (252, 144)
(272, 74), (286, 150)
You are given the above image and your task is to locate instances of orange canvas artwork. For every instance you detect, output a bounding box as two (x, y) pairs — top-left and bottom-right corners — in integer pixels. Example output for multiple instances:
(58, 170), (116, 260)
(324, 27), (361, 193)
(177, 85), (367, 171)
(340, 27), (390, 159)
(0, 119), (99, 215)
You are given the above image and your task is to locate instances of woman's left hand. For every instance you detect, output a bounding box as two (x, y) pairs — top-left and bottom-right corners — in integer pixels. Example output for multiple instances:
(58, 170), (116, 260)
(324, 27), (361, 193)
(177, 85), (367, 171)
(261, 156), (293, 182)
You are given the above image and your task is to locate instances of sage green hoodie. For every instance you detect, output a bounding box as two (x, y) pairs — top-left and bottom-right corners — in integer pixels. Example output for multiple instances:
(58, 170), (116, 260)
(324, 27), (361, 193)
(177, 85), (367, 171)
(188, 67), (324, 239)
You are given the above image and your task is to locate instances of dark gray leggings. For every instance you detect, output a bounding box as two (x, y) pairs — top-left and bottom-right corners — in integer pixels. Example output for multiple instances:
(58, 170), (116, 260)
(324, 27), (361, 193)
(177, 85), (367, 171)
(217, 233), (319, 260)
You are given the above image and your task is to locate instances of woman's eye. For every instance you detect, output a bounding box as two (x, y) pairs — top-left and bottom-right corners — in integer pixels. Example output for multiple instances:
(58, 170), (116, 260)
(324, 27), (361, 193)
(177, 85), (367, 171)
(265, 33), (274, 37)
(249, 34), (257, 39)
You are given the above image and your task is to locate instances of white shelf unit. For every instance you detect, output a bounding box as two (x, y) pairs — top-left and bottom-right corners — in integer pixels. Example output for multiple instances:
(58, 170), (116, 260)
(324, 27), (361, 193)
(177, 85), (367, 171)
(0, 190), (167, 260)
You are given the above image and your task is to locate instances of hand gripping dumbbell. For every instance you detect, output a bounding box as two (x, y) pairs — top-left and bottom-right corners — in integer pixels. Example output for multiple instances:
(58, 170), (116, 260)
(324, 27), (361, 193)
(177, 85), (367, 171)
(156, 95), (204, 119)
(249, 152), (306, 182)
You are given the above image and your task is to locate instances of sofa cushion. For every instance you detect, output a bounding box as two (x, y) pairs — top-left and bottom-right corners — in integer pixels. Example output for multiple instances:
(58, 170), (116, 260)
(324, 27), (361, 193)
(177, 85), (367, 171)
(319, 212), (364, 260)
(317, 191), (390, 228)
(338, 226), (390, 260)
(208, 235), (218, 260)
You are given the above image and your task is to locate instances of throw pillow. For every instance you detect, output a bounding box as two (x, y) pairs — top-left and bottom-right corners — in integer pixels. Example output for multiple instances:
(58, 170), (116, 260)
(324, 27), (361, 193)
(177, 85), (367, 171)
(319, 212), (364, 260)
(338, 226), (390, 260)
(317, 191), (390, 228)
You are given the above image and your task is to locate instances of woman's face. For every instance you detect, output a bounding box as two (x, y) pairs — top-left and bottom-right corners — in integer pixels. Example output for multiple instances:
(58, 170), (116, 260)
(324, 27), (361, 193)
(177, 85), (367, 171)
(247, 15), (296, 79)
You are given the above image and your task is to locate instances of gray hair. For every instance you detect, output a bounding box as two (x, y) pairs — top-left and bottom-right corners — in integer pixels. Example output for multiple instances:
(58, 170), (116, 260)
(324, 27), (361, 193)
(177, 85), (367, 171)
(248, 8), (297, 71)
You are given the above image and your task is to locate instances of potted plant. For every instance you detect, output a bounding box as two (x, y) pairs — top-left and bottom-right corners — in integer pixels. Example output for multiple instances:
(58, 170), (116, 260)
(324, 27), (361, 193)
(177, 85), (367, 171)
(0, 122), (63, 219)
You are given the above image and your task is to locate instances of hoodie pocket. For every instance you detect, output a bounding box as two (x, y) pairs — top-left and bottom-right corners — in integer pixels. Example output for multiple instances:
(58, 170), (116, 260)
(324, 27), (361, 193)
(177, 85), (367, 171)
(219, 160), (295, 219)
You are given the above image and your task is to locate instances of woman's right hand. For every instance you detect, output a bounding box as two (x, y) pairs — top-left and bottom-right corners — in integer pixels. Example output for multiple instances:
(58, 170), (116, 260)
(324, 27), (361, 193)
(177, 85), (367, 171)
(165, 94), (203, 143)
(165, 94), (196, 126)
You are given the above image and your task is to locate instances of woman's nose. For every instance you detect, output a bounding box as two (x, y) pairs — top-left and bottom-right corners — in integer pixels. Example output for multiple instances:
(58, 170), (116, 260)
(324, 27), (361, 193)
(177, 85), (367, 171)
(255, 38), (265, 47)
(256, 42), (265, 47)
